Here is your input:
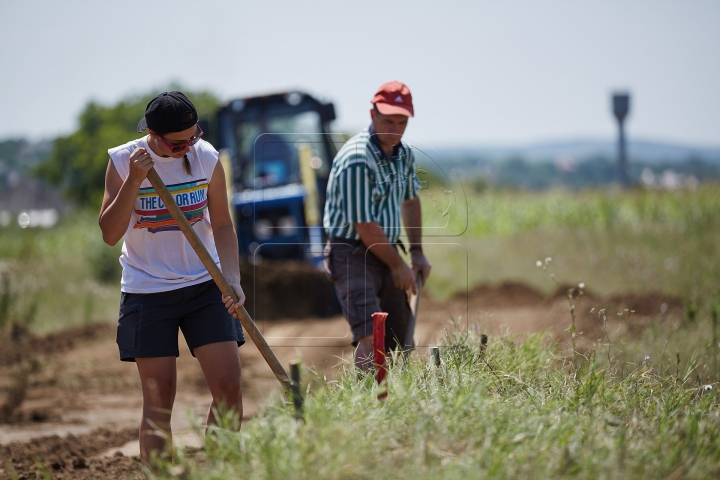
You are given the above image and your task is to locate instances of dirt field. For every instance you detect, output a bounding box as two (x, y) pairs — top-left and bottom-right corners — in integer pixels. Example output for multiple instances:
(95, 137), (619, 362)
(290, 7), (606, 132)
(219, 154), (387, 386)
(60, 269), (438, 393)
(0, 283), (682, 479)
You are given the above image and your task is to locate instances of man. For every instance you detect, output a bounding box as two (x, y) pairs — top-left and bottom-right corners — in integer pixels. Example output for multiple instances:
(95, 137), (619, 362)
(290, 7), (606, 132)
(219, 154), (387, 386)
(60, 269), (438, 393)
(324, 81), (432, 371)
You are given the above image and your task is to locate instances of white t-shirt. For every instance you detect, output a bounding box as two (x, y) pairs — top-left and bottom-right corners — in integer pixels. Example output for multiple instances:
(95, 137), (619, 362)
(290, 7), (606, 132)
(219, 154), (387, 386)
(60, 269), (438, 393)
(108, 136), (221, 293)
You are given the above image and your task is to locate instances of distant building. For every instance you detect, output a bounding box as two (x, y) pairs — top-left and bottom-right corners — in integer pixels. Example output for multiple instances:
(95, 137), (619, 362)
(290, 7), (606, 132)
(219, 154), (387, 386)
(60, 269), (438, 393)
(640, 168), (699, 190)
(0, 176), (71, 228)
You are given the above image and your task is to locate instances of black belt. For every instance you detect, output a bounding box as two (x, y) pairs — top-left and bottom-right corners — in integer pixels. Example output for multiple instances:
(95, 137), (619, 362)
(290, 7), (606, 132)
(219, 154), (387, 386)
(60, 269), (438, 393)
(329, 237), (405, 253)
(329, 236), (362, 246)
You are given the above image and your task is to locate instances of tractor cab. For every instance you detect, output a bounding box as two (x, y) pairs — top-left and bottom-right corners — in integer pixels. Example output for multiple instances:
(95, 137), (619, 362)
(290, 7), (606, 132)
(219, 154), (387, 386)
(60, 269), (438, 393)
(216, 92), (338, 265)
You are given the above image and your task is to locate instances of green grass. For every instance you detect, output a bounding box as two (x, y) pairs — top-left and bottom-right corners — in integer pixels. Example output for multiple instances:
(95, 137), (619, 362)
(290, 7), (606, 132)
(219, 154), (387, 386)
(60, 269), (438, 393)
(420, 184), (720, 302)
(159, 327), (720, 479)
(424, 223), (720, 302)
(448, 183), (720, 237)
(0, 209), (121, 332)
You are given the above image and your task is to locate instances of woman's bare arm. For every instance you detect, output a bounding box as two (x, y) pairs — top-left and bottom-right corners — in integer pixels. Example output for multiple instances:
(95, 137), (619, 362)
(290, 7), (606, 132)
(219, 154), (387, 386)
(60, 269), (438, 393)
(207, 161), (246, 315)
(99, 148), (154, 246)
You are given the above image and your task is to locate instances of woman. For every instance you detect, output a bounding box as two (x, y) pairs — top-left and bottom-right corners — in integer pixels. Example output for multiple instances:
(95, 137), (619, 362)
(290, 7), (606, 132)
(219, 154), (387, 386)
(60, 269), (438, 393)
(99, 91), (245, 464)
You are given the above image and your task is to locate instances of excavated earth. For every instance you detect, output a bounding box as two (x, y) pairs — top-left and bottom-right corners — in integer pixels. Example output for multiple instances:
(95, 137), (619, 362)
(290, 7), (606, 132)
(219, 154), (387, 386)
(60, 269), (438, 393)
(0, 281), (683, 479)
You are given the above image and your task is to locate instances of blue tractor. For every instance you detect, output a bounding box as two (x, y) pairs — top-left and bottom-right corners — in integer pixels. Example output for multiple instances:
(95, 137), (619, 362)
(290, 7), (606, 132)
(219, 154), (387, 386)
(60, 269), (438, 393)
(215, 92), (339, 267)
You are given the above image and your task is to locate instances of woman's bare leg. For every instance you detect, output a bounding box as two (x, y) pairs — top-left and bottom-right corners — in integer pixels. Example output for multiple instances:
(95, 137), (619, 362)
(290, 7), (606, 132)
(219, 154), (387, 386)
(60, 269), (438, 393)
(194, 341), (242, 428)
(136, 357), (177, 464)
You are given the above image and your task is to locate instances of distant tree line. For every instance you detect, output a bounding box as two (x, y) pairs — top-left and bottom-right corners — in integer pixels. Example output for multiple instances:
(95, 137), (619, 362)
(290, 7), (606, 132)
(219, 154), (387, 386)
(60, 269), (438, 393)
(33, 87), (219, 207)
(465, 156), (720, 192)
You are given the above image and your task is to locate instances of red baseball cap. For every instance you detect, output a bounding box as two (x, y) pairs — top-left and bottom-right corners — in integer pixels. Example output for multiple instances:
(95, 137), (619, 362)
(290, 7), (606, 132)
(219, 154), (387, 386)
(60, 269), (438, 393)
(371, 81), (414, 117)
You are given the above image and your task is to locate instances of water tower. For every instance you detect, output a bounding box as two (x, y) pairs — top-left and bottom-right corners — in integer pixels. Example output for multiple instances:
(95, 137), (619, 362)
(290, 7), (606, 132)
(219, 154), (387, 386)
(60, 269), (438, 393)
(612, 93), (631, 187)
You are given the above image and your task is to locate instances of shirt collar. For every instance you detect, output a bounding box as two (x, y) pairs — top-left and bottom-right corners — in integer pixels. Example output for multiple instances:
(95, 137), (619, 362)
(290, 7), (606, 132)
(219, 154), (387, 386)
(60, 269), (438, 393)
(368, 125), (401, 160)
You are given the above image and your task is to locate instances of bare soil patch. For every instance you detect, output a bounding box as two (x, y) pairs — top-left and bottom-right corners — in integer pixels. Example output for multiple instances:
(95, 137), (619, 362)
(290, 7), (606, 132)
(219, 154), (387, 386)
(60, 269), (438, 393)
(0, 428), (138, 480)
(0, 323), (110, 367)
(240, 260), (339, 319)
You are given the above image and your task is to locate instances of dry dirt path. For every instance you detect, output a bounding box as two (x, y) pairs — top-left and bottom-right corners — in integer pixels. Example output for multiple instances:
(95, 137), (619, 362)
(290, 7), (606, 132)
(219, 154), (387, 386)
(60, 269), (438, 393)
(0, 283), (681, 479)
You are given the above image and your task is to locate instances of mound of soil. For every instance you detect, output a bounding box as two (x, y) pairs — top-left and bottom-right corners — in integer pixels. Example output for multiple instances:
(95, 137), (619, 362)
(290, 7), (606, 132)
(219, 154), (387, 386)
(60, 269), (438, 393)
(240, 260), (340, 320)
(548, 284), (600, 302)
(0, 427), (139, 480)
(0, 323), (112, 367)
(607, 292), (683, 316)
(453, 282), (546, 308)
(450, 281), (681, 317)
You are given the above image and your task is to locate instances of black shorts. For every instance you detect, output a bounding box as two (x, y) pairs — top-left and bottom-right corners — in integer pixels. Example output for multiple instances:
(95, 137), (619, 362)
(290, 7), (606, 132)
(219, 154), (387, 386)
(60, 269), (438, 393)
(116, 280), (246, 362)
(325, 238), (411, 350)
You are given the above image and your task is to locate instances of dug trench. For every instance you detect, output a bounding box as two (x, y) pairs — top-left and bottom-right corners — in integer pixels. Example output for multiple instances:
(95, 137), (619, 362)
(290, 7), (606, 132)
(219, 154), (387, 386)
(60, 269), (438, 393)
(0, 279), (683, 480)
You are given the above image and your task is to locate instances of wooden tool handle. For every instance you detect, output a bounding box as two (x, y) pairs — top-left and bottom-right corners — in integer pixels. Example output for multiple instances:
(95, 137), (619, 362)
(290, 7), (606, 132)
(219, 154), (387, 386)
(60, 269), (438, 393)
(403, 273), (423, 356)
(146, 168), (292, 390)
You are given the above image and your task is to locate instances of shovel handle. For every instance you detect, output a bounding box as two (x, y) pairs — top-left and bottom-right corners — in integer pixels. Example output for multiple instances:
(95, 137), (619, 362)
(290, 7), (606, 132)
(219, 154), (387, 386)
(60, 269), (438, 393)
(146, 168), (292, 390)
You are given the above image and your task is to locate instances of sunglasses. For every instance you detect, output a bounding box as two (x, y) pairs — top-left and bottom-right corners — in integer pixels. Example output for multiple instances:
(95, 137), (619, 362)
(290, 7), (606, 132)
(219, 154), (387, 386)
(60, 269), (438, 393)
(157, 125), (204, 153)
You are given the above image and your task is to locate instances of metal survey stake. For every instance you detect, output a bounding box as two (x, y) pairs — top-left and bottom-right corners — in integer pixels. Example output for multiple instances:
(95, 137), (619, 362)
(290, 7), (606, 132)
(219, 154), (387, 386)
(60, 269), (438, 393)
(430, 347), (441, 367)
(289, 360), (304, 420)
(146, 168), (292, 390)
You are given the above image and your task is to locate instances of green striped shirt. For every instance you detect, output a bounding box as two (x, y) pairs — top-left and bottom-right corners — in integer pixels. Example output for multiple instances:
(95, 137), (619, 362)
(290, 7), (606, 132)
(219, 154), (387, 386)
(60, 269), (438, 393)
(323, 128), (420, 243)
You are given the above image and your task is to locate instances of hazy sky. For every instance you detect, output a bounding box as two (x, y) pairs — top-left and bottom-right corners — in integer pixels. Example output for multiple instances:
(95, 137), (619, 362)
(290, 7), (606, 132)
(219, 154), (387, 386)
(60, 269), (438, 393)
(1, 0), (719, 147)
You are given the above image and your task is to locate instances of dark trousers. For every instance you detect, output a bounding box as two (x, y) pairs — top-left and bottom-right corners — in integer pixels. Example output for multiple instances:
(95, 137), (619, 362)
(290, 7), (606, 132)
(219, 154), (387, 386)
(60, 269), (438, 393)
(325, 238), (411, 351)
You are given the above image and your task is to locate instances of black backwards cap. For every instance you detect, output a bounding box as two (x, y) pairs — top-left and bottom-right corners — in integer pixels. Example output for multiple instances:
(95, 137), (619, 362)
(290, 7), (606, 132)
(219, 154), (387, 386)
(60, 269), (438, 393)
(137, 91), (198, 133)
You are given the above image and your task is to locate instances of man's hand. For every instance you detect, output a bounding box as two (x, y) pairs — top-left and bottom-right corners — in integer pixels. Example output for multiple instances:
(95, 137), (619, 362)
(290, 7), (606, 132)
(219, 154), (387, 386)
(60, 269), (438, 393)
(355, 221), (417, 294)
(411, 251), (432, 286)
(128, 148), (154, 185)
(222, 282), (246, 319)
(391, 262), (417, 295)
